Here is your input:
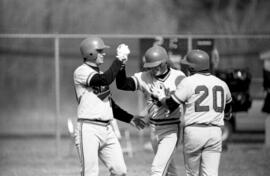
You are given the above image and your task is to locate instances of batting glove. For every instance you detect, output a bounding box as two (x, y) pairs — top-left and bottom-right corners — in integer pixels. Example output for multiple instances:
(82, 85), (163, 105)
(150, 84), (166, 102)
(116, 44), (130, 63)
(130, 115), (146, 130)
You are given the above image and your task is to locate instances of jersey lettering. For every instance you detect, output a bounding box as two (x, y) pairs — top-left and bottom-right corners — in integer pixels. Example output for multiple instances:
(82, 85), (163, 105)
(194, 85), (224, 112)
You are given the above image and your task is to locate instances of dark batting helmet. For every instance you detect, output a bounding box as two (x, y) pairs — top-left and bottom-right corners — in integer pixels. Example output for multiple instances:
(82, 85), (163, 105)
(143, 46), (168, 68)
(80, 37), (109, 60)
(181, 49), (210, 72)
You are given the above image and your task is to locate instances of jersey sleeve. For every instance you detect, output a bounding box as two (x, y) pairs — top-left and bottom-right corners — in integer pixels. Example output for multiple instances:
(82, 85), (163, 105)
(131, 72), (143, 91)
(74, 66), (97, 86)
(90, 59), (123, 86)
(175, 72), (186, 86)
(116, 68), (136, 91)
(171, 78), (191, 104)
(111, 98), (134, 123)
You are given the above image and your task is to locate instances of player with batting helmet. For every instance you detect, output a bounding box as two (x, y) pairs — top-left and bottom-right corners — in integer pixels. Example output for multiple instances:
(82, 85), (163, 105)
(116, 45), (186, 176)
(74, 37), (145, 176)
(151, 49), (232, 176)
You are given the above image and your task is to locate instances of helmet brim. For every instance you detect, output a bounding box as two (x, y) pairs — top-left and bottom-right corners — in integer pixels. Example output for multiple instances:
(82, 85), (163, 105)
(180, 59), (189, 65)
(100, 45), (110, 49)
(143, 60), (162, 68)
(180, 57), (194, 67)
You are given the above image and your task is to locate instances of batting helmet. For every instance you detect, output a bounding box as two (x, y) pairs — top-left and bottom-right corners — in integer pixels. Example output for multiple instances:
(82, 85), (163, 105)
(80, 37), (109, 60)
(143, 46), (168, 68)
(181, 49), (210, 72)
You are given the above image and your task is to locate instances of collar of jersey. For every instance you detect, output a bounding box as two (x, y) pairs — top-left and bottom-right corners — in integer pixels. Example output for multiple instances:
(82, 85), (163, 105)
(195, 72), (211, 76)
(84, 62), (99, 72)
(154, 67), (171, 82)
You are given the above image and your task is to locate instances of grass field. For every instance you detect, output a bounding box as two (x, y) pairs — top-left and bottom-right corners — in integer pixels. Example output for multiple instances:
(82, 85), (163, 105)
(0, 134), (270, 176)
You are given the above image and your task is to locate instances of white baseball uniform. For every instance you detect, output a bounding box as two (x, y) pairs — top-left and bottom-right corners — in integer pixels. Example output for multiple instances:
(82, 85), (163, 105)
(74, 63), (126, 176)
(132, 68), (185, 176)
(172, 73), (232, 176)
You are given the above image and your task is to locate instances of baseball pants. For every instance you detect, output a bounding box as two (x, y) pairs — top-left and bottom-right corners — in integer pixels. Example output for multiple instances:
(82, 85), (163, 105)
(76, 121), (127, 176)
(183, 126), (222, 176)
(150, 123), (180, 176)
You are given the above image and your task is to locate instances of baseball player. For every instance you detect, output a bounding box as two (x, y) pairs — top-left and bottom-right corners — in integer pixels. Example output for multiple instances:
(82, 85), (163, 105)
(151, 49), (232, 176)
(116, 45), (186, 176)
(73, 37), (145, 176)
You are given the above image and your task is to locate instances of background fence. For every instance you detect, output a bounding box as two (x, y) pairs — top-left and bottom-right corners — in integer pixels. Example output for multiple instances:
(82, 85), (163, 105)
(0, 34), (269, 138)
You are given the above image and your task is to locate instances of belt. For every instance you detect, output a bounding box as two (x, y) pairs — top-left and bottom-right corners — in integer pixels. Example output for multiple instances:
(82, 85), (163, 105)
(149, 118), (180, 126)
(185, 123), (221, 128)
(78, 119), (111, 127)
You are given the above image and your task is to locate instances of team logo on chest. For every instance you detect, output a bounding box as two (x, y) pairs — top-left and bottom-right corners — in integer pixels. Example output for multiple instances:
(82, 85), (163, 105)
(92, 85), (111, 100)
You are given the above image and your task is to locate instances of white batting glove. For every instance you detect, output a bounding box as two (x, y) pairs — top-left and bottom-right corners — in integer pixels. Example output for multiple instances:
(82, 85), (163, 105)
(150, 84), (166, 101)
(116, 44), (130, 63)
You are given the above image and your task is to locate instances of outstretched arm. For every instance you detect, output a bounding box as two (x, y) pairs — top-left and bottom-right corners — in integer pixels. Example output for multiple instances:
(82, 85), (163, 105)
(90, 59), (123, 86)
(111, 98), (146, 130)
(89, 44), (130, 87)
(111, 98), (133, 123)
(116, 67), (136, 91)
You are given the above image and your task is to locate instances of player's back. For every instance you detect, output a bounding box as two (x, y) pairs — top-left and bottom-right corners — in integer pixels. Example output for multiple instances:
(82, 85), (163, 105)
(176, 73), (231, 126)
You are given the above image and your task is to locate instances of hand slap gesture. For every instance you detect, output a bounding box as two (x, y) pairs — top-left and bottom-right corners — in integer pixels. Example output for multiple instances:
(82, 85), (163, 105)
(116, 44), (130, 64)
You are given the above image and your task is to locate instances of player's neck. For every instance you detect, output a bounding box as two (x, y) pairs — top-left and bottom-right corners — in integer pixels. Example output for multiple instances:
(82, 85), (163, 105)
(193, 71), (211, 76)
(85, 61), (98, 67)
(155, 67), (170, 79)
(189, 68), (210, 76)
(84, 61), (100, 72)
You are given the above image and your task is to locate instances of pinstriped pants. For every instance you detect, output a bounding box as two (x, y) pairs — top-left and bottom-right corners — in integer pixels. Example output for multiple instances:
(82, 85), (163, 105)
(150, 123), (180, 176)
(76, 122), (127, 176)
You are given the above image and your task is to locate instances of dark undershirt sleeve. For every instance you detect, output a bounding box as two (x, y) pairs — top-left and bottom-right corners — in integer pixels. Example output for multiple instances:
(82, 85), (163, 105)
(116, 67), (136, 91)
(111, 98), (134, 123)
(164, 96), (180, 112)
(89, 59), (122, 86)
(263, 69), (270, 90)
(224, 102), (232, 120)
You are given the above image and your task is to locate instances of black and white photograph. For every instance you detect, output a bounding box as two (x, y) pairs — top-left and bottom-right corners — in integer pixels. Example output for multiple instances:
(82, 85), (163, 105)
(0, 0), (270, 176)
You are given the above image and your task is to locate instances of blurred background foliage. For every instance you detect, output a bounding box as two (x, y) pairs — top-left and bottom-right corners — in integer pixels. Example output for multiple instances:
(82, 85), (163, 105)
(0, 0), (270, 35)
(1, 0), (270, 54)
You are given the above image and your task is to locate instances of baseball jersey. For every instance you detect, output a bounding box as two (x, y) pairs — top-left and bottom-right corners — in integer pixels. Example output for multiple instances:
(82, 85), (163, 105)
(73, 64), (113, 121)
(172, 73), (232, 127)
(132, 68), (185, 125)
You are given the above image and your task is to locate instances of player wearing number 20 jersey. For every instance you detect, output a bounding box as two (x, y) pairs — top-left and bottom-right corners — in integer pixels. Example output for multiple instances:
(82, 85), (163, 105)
(151, 49), (232, 176)
(172, 73), (232, 127)
(171, 72), (231, 176)
(172, 72), (231, 176)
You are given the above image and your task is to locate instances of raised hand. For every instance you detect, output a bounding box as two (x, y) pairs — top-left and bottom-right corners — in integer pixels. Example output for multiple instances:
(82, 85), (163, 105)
(116, 43), (130, 64)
